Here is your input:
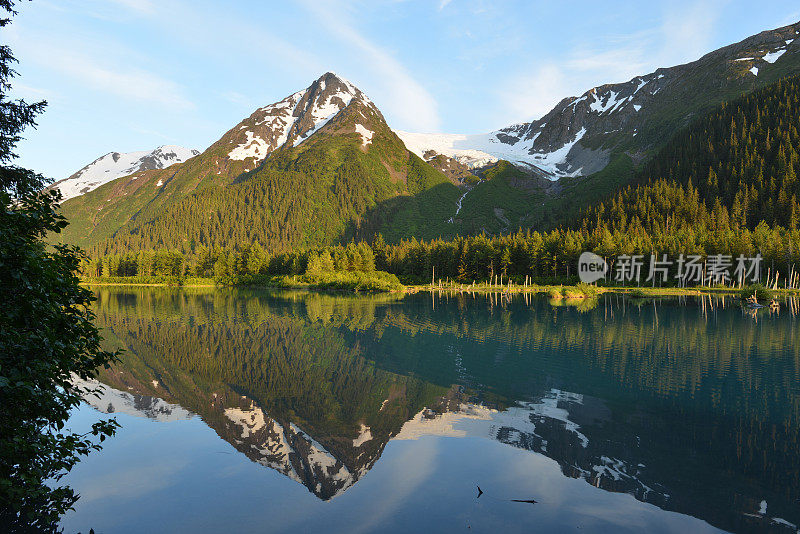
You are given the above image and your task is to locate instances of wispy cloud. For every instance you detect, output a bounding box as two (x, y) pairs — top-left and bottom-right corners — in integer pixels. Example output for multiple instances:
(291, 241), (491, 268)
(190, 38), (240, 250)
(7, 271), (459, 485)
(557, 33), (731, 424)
(566, 44), (650, 84)
(498, 64), (570, 125)
(10, 83), (54, 101)
(46, 51), (193, 109)
(220, 91), (253, 109)
(349, 439), (438, 534)
(778, 9), (800, 26)
(298, 0), (441, 131)
(657, 1), (723, 65)
(106, 0), (156, 14)
(130, 126), (179, 143)
(11, 29), (194, 110)
(135, 1), (323, 98)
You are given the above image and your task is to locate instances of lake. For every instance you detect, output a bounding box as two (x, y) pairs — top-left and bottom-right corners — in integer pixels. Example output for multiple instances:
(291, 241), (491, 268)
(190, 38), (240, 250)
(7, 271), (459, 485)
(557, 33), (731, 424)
(60, 288), (800, 533)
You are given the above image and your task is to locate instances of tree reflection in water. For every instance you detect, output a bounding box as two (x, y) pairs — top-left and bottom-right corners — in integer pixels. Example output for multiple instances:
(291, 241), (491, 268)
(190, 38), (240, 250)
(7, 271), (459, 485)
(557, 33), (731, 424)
(86, 288), (800, 533)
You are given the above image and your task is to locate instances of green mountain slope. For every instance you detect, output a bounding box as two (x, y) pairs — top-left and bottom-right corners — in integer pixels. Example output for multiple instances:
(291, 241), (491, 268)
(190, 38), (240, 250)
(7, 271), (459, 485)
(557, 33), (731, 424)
(56, 73), (461, 253)
(91, 94), (459, 254)
(580, 74), (800, 234)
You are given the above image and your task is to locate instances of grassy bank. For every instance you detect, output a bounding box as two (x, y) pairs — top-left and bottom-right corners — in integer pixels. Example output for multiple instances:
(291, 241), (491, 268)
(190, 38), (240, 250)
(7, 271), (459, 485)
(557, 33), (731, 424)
(228, 271), (404, 292)
(81, 270), (404, 293)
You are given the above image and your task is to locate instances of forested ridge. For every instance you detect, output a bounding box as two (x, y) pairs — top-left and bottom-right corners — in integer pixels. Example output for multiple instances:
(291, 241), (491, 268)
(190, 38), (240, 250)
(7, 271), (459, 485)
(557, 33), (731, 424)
(582, 75), (800, 234)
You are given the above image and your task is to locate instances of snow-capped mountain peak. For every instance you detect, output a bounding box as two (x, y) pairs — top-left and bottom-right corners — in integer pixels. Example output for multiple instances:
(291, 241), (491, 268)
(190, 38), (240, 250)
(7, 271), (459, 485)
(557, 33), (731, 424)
(52, 145), (199, 201)
(225, 72), (374, 163)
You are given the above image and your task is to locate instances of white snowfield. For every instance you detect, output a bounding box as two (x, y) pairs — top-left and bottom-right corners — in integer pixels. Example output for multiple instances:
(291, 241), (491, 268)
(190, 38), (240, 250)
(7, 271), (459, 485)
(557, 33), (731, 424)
(228, 130), (272, 161)
(53, 145), (198, 202)
(352, 424), (373, 447)
(395, 131), (499, 169)
(396, 128), (587, 178)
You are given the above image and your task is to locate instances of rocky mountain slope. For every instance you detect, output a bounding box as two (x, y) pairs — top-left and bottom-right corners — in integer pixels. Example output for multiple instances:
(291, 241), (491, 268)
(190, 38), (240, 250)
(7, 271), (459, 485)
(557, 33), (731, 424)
(50, 145), (199, 201)
(399, 20), (800, 180)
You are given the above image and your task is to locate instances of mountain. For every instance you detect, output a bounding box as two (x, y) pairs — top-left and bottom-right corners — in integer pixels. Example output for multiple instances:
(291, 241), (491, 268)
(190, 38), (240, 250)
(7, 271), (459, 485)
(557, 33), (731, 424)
(55, 21), (800, 251)
(50, 145), (199, 202)
(399, 21), (800, 180)
(56, 72), (461, 251)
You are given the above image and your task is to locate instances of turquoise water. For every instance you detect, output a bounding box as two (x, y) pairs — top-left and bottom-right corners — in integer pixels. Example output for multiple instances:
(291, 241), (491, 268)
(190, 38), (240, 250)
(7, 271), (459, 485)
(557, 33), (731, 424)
(61, 289), (800, 533)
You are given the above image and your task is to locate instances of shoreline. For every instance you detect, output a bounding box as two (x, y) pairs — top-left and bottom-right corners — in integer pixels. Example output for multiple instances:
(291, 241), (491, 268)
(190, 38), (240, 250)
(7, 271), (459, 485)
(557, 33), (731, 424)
(80, 280), (800, 299)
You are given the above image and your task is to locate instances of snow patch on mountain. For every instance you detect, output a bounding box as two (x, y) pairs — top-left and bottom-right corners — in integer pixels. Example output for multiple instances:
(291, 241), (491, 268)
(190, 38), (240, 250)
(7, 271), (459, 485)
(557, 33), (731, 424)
(228, 130), (273, 160)
(589, 90), (621, 113)
(526, 127), (587, 178)
(762, 49), (787, 63)
(292, 80), (360, 147)
(228, 90), (306, 160)
(354, 124), (374, 146)
(632, 78), (648, 94)
(523, 388), (588, 447)
(225, 406), (269, 439)
(53, 145), (199, 201)
(227, 72), (371, 160)
(223, 404), (301, 483)
(352, 424), (373, 447)
(289, 423), (353, 488)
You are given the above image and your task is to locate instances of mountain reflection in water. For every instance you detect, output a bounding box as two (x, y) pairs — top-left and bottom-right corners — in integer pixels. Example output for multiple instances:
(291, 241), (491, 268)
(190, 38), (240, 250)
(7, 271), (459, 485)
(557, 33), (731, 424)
(64, 288), (800, 534)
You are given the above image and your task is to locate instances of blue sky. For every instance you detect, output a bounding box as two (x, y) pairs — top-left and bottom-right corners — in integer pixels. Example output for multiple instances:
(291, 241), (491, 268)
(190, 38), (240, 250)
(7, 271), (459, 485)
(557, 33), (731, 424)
(8, 0), (800, 179)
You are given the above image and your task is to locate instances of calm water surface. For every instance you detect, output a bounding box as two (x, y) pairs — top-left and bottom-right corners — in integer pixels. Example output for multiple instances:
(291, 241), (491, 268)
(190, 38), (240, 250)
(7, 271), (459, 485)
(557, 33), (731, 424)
(61, 289), (800, 533)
